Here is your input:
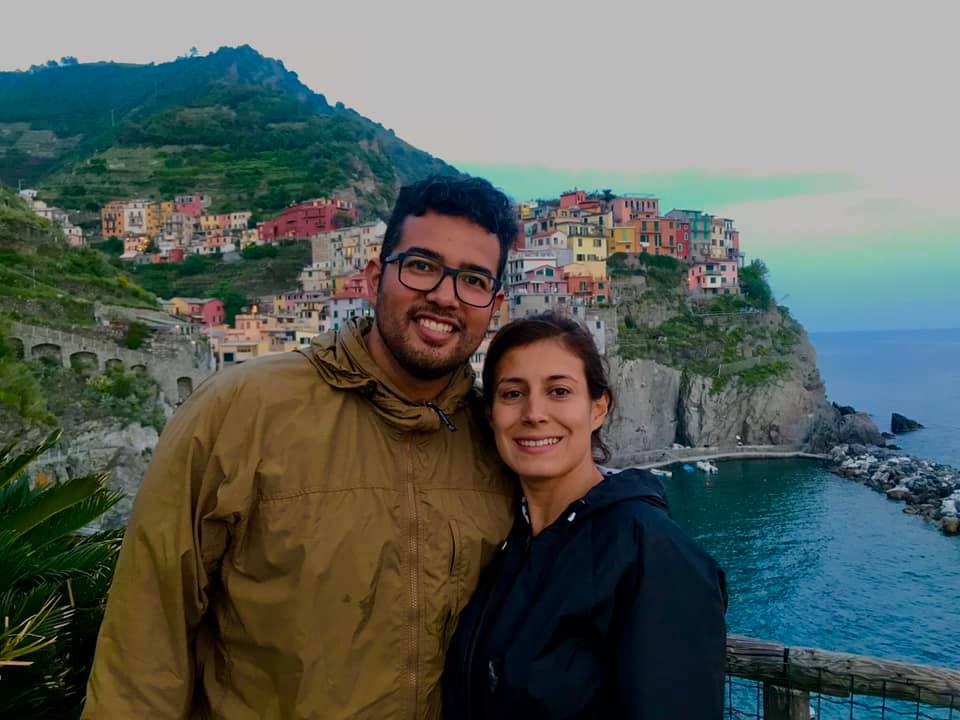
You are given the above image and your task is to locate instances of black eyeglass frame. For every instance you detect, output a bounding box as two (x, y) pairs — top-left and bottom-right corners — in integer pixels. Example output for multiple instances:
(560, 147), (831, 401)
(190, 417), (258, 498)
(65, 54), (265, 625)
(382, 251), (502, 308)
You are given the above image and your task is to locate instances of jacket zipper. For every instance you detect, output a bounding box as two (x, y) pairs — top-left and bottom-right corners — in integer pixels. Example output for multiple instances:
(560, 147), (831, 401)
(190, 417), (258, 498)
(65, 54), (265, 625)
(406, 437), (419, 718)
(464, 535), (532, 720)
(425, 401), (457, 432)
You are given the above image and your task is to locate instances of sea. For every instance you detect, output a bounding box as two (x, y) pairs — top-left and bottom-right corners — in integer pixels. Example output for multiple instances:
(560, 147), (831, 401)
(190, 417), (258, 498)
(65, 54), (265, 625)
(659, 328), (960, 716)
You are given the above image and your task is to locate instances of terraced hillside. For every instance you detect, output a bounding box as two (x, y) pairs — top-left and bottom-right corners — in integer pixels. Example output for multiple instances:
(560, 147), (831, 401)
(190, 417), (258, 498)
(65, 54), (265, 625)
(0, 45), (457, 222)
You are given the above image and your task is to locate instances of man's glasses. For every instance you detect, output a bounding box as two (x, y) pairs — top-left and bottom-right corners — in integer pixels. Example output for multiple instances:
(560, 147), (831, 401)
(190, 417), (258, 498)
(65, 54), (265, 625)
(383, 252), (501, 308)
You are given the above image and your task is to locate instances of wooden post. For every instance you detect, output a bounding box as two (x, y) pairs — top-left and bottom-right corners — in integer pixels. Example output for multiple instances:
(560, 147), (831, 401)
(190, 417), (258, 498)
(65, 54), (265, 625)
(763, 683), (810, 720)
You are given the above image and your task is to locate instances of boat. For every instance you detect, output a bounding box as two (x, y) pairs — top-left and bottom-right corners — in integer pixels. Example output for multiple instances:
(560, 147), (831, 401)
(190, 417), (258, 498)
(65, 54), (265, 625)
(696, 461), (719, 474)
(650, 468), (672, 478)
(682, 464), (696, 473)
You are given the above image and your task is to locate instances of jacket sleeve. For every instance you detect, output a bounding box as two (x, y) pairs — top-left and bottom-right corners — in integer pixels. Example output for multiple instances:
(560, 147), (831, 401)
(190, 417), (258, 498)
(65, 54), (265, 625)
(82, 374), (247, 719)
(612, 519), (728, 719)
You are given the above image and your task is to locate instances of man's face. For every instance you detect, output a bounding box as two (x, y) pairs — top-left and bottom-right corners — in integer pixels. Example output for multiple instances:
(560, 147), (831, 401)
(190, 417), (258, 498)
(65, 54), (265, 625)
(366, 211), (504, 380)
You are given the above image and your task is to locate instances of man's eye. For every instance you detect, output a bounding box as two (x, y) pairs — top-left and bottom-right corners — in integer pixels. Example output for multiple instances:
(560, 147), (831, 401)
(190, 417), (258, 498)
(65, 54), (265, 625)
(408, 259), (435, 272)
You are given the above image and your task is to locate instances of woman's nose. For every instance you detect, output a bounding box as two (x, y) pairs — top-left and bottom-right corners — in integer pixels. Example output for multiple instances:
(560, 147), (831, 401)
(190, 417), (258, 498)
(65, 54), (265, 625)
(522, 394), (548, 423)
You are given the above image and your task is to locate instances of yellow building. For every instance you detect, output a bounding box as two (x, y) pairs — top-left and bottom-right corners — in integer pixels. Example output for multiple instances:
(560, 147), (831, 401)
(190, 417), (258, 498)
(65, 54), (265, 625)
(562, 260), (608, 282)
(200, 214), (222, 233)
(610, 225), (638, 255)
(565, 223), (610, 263)
(145, 202), (161, 237)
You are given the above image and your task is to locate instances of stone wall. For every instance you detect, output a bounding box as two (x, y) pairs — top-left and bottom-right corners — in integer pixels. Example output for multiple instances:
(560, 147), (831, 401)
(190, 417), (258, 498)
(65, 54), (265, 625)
(9, 321), (214, 405)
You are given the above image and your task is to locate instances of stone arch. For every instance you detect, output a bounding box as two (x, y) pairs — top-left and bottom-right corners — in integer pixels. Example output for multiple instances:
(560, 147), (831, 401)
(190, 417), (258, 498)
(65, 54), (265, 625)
(177, 376), (194, 403)
(70, 351), (100, 376)
(130, 364), (147, 374)
(8, 336), (24, 360)
(105, 358), (124, 372)
(31, 342), (63, 364)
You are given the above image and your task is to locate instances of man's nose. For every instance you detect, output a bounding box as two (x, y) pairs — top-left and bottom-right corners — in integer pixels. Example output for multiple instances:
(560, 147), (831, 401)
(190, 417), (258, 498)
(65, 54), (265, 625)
(425, 273), (460, 309)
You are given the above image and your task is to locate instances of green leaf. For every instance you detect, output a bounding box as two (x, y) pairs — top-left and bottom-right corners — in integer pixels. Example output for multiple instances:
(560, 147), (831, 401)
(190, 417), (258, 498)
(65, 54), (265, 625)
(0, 429), (62, 492)
(4, 472), (108, 540)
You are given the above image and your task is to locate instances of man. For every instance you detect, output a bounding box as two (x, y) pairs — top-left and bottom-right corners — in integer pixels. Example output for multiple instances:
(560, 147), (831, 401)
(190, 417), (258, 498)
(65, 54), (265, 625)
(83, 176), (519, 719)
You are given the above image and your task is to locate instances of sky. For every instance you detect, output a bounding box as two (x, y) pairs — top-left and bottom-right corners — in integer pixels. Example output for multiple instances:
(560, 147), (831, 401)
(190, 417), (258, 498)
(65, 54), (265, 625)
(2, 0), (958, 331)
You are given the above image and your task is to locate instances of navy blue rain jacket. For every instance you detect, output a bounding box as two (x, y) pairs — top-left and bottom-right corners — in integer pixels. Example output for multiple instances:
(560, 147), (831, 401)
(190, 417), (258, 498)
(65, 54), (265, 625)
(442, 468), (727, 720)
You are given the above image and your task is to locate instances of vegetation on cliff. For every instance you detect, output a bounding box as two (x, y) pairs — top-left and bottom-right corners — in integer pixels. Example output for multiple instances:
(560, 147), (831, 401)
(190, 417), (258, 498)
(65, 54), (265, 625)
(0, 45), (457, 221)
(0, 430), (122, 718)
(129, 239), (312, 317)
(0, 185), (155, 328)
(615, 255), (802, 392)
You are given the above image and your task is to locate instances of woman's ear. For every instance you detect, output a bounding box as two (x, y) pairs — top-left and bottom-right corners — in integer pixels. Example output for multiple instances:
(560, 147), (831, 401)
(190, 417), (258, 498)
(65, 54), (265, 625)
(590, 391), (610, 432)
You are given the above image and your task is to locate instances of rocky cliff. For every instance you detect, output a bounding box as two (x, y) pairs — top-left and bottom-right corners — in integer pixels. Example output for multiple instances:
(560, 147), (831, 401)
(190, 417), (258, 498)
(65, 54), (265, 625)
(605, 273), (880, 463)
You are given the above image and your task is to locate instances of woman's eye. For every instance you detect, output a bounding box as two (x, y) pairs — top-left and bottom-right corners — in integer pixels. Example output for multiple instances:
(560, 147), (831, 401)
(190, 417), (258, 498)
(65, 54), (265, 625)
(550, 387), (571, 397)
(501, 390), (522, 400)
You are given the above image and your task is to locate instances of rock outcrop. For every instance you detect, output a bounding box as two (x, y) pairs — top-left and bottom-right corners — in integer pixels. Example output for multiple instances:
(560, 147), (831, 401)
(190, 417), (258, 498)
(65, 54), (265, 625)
(606, 320), (868, 461)
(891, 412), (924, 434)
(27, 419), (160, 529)
(829, 444), (960, 535)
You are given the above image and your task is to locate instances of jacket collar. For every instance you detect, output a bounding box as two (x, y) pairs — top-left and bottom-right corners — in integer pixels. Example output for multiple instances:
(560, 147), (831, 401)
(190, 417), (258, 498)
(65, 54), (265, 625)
(298, 317), (478, 433)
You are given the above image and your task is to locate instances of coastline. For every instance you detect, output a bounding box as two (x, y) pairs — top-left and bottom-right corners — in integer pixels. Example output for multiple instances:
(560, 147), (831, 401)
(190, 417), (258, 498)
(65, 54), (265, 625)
(612, 441), (960, 536)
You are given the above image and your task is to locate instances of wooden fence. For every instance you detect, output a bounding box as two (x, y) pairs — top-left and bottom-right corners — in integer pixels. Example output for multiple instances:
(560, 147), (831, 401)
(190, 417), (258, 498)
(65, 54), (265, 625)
(727, 635), (960, 719)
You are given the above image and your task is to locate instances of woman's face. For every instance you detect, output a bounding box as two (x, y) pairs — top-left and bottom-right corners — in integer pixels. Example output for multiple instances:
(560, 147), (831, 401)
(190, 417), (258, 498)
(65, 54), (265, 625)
(490, 338), (609, 482)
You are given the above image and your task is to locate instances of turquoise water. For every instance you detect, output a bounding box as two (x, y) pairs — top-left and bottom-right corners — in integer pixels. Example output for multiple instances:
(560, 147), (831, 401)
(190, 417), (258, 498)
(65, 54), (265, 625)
(666, 459), (960, 669)
(665, 458), (960, 717)
(647, 328), (960, 715)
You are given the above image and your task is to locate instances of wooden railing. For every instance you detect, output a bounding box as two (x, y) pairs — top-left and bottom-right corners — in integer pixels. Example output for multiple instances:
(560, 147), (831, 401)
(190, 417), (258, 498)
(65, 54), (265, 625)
(727, 635), (960, 719)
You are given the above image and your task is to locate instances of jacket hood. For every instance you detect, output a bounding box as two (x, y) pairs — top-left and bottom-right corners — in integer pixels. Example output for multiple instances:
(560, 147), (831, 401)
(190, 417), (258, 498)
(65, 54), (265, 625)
(516, 467), (669, 532)
(298, 317), (479, 433)
(589, 467), (668, 512)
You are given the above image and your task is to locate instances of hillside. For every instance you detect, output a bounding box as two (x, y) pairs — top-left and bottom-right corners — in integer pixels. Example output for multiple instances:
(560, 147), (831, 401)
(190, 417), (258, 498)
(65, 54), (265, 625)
(0, 45), (457, 221)
(0, 185), (156, 326)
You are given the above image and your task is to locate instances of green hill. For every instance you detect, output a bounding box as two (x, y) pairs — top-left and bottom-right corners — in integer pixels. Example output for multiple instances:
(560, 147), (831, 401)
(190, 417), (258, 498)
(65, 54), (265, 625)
(0, 45), (457, 221)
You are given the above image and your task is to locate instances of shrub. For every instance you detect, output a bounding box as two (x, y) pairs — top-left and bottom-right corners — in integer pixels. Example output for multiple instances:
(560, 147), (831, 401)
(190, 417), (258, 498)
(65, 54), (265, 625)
(0, 429), (123, 717)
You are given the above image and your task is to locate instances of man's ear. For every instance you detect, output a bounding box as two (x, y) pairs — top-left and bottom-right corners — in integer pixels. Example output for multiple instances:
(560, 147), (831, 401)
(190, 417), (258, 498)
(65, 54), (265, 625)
(591, 391), (610, 432)
(491, 289), (505, 314)
(364, 257), (382, 299)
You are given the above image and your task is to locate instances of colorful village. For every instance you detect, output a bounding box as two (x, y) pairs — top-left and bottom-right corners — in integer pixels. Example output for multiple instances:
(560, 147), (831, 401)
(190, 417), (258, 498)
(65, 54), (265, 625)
(16, 187), (745, 376)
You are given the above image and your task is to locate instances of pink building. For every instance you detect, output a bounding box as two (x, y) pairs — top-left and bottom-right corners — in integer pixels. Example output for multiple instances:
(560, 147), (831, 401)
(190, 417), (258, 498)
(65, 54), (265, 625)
(174, 194), (210, 218)
(258, 198), (359, 242)
(560, 190), (588, 208)
(675, 222), (691, 260)
(185, 298), (226, 326)
(612, 196), (659, 223)
(511, 264), (567, 296)
(687, 261), (739, 296)
(563, 272), (611, 304)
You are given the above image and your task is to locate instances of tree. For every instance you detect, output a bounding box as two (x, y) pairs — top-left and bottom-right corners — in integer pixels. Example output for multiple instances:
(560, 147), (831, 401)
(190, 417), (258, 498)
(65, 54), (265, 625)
(98, 236), (123, 256)
(59, 56), (79, 66)
(212, 282), (248, 326)
(601, 188), (615, 203)
(0, 429), (123, 717)
(739, 259), (772, 309)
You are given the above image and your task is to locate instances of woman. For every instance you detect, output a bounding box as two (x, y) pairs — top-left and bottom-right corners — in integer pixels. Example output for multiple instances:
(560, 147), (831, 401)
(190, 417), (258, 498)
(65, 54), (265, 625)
(443, 313), (727, 719)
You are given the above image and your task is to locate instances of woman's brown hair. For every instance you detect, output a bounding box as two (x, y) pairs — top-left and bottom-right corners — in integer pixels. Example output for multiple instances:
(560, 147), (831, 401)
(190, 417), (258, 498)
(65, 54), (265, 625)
(481, 312), (615, 463)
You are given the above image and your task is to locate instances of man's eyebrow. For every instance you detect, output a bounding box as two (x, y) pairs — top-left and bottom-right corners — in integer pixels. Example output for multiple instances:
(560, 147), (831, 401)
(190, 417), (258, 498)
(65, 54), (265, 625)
(405, 246), (496, 276)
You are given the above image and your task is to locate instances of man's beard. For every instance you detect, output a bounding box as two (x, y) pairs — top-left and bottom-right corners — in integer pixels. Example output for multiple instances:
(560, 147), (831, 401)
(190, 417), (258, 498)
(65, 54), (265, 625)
(374, 292), (480, 381)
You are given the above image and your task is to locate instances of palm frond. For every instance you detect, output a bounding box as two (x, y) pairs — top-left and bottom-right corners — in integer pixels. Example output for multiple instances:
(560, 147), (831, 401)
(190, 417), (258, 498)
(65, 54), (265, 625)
(0, 595), (73, 664)
(0, 429), (62, 492)
(4, 472), (109, 540)
(18, 486), (124, 550)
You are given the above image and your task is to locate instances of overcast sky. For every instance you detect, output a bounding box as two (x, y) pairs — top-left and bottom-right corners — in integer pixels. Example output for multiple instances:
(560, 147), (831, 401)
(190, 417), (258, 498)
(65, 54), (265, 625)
(3, 0), (958, 331)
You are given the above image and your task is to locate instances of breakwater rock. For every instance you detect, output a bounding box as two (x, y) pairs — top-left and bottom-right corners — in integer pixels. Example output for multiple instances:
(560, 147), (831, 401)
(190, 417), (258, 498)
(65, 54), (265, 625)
(829, 444), (960, 535)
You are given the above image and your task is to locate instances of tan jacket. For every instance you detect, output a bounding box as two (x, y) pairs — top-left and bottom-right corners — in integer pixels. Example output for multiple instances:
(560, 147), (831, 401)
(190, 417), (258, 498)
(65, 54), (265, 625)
(83, 319), (514, 719)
